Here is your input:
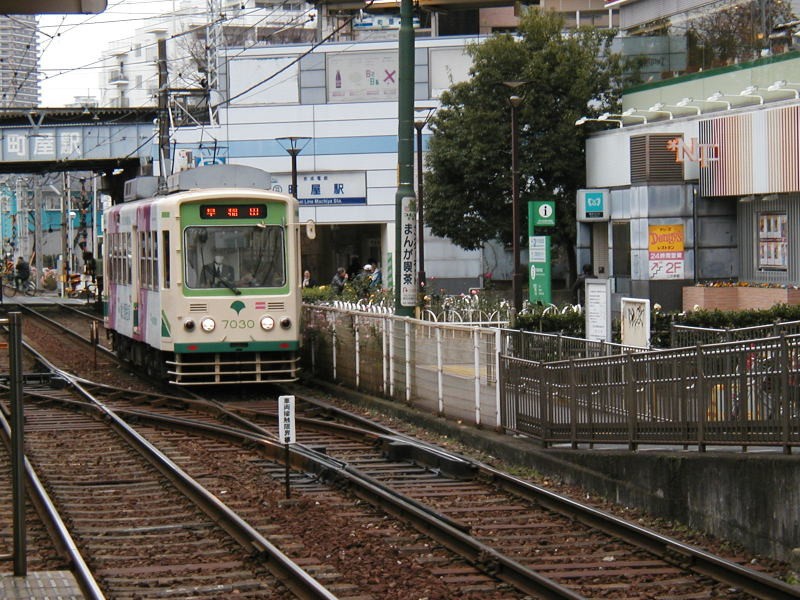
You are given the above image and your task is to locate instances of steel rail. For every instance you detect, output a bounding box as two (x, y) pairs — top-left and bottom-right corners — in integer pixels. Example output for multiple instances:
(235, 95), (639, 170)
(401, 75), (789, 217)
(234, 393), (800, 600)
(480, 463), (800, 600)
(0, 405), (106, 600)
(60, 374), (338, 600)
(2, 337), (337, 600)
(14, 304), (117, 361)
(108, 407), (584, 600)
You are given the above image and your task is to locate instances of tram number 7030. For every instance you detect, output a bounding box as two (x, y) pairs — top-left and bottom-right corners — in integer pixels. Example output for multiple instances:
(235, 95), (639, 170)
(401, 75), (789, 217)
(223, 319), (256, 329)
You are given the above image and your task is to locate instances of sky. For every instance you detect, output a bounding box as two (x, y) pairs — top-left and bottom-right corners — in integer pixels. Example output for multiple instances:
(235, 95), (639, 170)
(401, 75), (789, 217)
(38, 0), (181, 106)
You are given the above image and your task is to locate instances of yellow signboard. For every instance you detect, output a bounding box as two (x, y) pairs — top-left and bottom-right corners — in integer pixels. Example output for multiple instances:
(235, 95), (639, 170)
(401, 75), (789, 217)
(648, 224), (685, 280)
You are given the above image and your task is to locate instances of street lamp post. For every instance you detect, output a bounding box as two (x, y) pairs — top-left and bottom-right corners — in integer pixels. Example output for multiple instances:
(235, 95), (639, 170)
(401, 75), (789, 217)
(276, 137), (312, 199)
(508, 94), (524, 315)
(414, 106), (436, 293)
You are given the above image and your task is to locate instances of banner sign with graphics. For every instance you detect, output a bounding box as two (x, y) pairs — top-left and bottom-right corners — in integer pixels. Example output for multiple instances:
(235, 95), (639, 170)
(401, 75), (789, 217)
(327, 52), (398, 103)
(529, 200), (555, 227)
(648, 224), (685, 280)
(585, 278), (611, 342)
(528, 235), (551, 304)
(621, 297), (650, 349)
(400, 196), (418, 306)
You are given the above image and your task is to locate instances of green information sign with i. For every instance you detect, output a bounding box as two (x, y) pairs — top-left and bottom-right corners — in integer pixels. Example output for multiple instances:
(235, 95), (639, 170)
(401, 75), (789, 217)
(528, 201), (553, 304)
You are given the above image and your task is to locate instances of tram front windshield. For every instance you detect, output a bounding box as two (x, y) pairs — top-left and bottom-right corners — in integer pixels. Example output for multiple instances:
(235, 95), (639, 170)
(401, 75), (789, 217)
(184, 225), (286, 289)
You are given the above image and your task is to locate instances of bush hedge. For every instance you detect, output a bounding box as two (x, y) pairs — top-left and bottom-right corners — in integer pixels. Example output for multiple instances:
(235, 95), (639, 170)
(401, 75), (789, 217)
(517, 303), (800, 348)
(303, 290), (800, 349)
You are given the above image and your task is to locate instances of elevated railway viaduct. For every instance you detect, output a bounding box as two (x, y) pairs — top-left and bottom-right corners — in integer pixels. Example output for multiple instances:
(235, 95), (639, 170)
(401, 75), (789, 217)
(0, 107), (159, 198)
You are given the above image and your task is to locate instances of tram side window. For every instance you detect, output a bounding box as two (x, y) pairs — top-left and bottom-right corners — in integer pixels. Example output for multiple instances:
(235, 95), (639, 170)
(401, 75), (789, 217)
(109, 232), (122, 285)
(108, 233), (117, 284)
(124, 232), (132, 285)
(139, 232), (148, 289)
(162, 231), (169, 289)
(139, 231), (158, 290)
(148, 232), (156, 289)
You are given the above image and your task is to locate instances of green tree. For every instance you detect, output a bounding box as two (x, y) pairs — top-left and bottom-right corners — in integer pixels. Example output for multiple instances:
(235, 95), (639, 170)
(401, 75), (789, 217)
(424, 10), (634, 280)
(685, 0), (795, 70)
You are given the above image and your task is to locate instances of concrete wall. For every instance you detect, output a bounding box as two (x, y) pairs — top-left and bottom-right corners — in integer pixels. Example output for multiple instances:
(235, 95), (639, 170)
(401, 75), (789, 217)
(544, 450), (800, 563)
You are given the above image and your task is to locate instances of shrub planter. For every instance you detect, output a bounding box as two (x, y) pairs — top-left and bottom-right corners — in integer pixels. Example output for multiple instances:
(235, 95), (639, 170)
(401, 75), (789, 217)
(683, 286), (800, 312)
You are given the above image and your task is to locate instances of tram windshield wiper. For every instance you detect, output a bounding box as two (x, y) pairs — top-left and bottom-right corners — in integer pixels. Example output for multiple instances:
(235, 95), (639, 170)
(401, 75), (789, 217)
(216, 276), (241, 295)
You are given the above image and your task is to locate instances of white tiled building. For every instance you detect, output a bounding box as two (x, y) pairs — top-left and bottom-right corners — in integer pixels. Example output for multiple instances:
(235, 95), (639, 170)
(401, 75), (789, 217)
(170, 35), (487, 291)
(100, 1), (620, 292)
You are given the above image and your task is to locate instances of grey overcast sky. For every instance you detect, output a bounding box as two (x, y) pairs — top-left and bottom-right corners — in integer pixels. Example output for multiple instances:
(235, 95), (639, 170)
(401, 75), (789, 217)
(38, 0), (179, 106)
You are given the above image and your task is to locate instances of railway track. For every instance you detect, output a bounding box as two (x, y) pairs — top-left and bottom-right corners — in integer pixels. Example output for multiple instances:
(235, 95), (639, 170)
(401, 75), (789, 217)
(0, 378), (342, 598)
(213, 394), (800, 599)
(0, 311), (533, 598)
(3, 305), (799, 598)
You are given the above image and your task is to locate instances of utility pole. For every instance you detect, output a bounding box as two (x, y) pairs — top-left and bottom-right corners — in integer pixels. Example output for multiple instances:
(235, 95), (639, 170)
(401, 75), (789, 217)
(33, 175), (43, 284)
(61, 173), (68, 298)
(393, 0), (417, 317)
(158, 38), (171, 182)
(206, 0), (221, 125)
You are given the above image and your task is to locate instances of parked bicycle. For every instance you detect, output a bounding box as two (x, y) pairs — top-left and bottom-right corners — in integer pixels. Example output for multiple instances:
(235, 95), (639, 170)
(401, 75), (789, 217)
(3, 273), (37, 297)
(67, 280), (98, 300)
(66, 273), (98, 301)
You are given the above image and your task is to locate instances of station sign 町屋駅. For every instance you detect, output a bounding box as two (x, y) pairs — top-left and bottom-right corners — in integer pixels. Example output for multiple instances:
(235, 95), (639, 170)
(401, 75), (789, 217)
(271, 172), (367, 206)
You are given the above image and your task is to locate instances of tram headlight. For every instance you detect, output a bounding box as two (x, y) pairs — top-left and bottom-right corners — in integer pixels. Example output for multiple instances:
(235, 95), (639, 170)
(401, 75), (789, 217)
(200, 317), (216, 332)
(280, 317), (292, 330)
(260, 315), (275, 331)
(184, 319), (195, 331)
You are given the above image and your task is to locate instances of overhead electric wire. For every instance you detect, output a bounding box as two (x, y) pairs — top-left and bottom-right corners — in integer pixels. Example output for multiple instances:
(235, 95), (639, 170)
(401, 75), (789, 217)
(37, 1), (323, 105)
(7, 2), (371, 161)
(38, 5), (267, 97)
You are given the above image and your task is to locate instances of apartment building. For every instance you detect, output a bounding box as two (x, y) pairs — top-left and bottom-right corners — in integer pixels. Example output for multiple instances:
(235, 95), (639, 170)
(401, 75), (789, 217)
(0, 15), (39, 108)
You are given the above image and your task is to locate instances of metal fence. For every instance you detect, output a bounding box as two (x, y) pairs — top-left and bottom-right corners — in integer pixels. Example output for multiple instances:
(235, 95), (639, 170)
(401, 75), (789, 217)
(501, 334), (800, 453)
(331, 299), (511, 327)
(302, 305), (800, 453)
(670, 320), (800, 347)
(500, 329), (646, 362)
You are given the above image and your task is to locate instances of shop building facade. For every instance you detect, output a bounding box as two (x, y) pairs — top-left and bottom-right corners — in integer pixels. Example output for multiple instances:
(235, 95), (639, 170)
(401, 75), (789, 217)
(579, 52), (800, 312)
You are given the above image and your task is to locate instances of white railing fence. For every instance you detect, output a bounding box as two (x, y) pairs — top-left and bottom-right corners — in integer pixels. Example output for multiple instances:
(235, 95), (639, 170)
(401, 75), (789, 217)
(302, 304), (502, 429)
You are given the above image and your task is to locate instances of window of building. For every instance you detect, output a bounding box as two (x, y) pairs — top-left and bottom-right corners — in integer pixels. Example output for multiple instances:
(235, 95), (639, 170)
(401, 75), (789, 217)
(612, 221), (631, 278)
(622, 0), (795, 79)
(757, 212), (787, 271)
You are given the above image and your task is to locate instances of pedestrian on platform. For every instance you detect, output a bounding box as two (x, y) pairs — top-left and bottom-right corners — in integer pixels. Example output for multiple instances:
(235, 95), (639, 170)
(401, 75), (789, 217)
(367, 258), (382, 288)
(302, 270), (317, 288)
(83, 250), (96, 280)
(14, 256), (30, 291)
(331, 267), (348, 295)
(353, 263), (373, 298)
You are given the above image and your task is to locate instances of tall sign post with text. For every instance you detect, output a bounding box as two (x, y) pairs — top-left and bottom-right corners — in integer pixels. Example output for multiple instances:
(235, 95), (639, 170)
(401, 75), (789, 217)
(393, 0), (416, 316)
(528, 201), (553, 304)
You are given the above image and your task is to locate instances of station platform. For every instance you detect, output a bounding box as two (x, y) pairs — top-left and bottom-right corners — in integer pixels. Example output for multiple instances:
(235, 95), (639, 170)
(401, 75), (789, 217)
(0, 289), (97, 308)
(0, 571), (84, 599)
